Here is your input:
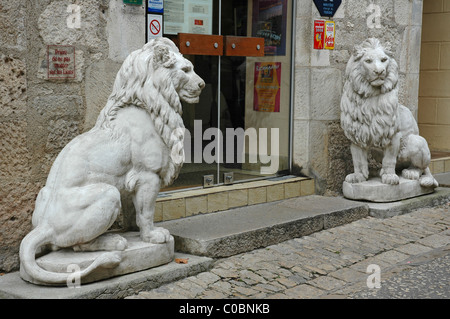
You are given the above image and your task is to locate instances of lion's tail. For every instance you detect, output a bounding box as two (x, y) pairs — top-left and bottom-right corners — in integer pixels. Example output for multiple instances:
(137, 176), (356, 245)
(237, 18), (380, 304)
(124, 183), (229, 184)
(19, 227), (121, 286)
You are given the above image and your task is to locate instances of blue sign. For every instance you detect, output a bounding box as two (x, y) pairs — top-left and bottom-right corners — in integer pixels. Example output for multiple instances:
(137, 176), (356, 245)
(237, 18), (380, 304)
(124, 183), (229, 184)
(148, 0), (163, 14)
(313, 0), (342, 17)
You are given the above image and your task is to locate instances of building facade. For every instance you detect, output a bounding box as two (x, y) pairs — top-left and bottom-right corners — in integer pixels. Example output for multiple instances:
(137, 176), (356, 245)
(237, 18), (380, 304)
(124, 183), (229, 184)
(1, 0), (447, 273)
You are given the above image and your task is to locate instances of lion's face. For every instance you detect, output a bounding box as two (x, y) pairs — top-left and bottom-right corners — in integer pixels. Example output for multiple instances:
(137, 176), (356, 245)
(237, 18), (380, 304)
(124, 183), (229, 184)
(359, 47), (390, 88)
(172, 56), (205, 104)
(346, 38), (398, 97)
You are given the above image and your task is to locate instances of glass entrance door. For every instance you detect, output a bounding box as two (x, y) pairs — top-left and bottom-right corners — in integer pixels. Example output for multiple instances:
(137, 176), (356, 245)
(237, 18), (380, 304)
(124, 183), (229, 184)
(162, 0), (293, 192)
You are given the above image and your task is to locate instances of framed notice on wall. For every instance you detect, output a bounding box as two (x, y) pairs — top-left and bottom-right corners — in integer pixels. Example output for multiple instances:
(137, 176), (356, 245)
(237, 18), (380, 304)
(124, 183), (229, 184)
(254, 62), (281, 112)
(164, 0), (213, 35)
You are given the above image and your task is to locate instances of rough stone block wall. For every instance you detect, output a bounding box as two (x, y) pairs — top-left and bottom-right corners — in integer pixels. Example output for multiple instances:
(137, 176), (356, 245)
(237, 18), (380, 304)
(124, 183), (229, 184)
(293, 0), (424, 195)
(0, 0), (144, 272)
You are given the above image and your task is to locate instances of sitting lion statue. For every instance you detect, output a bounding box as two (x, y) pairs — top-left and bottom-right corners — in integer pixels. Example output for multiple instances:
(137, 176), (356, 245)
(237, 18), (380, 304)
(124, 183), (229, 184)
(20, 38), (205, 285)
(340, 38), (438, 188)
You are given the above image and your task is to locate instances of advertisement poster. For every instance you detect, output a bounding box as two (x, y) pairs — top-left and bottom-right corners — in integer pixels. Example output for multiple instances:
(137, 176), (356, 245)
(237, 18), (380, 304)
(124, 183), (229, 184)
(254, 62), (281, 112)
(164, 0), (212, 35)
(314, 20), (325, 50)
(324, 20), (335, 50)
(252, 0), (287, 56)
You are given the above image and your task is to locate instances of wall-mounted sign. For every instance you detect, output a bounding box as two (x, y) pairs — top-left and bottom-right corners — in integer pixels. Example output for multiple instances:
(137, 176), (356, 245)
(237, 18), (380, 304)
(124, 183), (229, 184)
(164, 0), (212, 35)
(314, 20), (335, 50)
(254, 62), (281, 113)
(313, 20), (325, 50)
(324, 20), (335, 50)
(123, 0), (143, 5)
(313, 0), (342, 17)
(47, 45), (75, 79)
(148, 0), (163, 13)
(147, 14), (163, 41)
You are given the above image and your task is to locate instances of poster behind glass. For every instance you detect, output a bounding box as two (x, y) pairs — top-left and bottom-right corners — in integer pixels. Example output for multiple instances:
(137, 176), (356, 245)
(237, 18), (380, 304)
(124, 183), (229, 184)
(252, 0), (287, 56)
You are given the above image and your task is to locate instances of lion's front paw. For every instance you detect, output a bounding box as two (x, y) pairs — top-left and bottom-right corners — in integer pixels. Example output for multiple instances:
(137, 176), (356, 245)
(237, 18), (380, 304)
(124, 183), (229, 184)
(141, 227), (171, 244)
(345, 173), (367, 184)
(381, 173), (399, 185)
(402, 168), (421, 181)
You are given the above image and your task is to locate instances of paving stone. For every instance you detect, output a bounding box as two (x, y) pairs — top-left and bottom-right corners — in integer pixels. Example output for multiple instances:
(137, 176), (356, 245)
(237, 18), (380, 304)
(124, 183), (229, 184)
(308, 275), (347, 291)
(211, 268), (240, 279)
(276, 276), (299, 288)
(232, 285), (260, 297)
(375, 250), (410, 265)
(394, 243), (435, 256)
(284, 284), (325, 299)
(209, 281), (232, 294)
(417, 234), (450, 249)
(175, 280), (205, 297)
(200, 289), (229, 299)
(253, 283), (283, 293)
(329, 267), (366, 283)
(238, 269), (267, 285)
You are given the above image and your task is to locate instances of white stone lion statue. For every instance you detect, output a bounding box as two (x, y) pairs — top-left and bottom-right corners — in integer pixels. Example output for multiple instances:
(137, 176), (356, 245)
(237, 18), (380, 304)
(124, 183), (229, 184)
(340, 38), (438, 188)
(20, 38), (205, 285)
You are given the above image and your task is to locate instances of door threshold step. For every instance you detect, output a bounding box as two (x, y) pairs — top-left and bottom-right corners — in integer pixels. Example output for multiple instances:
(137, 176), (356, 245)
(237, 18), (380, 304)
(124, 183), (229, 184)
(157, 195), (369, 258)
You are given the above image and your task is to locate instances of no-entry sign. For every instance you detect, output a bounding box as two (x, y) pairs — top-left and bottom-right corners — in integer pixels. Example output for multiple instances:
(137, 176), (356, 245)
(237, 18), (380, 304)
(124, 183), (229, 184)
(147, 14), (163, 41)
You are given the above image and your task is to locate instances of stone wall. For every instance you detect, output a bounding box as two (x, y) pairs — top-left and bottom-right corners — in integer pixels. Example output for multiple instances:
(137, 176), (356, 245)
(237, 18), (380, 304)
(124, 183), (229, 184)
(292, 0), (424, 195)
(0, 0), (144, 272)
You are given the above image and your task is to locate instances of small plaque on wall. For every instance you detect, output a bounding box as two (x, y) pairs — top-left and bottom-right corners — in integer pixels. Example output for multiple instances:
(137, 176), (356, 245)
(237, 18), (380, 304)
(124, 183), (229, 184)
(47, 45), (75, 80)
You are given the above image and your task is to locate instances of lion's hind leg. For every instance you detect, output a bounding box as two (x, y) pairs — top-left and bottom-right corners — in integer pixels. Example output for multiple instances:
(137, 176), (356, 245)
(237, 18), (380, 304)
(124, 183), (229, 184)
(399, 134), (438, 188)
(54, 184), (124, 249)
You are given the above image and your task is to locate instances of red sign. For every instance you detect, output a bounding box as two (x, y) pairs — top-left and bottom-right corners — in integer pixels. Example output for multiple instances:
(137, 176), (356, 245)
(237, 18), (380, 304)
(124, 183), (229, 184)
(314, 20), (325, 50)
(150, 19), (161, 35)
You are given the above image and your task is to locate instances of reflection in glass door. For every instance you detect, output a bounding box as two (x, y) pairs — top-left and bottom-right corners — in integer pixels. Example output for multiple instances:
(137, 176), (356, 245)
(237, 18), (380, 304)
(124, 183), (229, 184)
(162, 0), (293, 192)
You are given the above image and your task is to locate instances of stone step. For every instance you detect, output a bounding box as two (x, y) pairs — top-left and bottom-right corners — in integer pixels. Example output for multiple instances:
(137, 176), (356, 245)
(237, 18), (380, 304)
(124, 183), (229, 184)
(157, 195), (369, 258)
(435, 172), (450, 188)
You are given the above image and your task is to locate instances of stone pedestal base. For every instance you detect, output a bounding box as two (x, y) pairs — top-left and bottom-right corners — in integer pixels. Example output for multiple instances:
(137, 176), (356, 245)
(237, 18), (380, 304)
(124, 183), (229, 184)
(20, 232), (174, 286)
(343, 177), (435, 203)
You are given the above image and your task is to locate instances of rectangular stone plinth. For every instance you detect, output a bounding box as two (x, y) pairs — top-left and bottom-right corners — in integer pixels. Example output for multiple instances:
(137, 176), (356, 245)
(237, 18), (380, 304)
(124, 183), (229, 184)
(21, 232), (174, 286)
(343, 177), (435, 203)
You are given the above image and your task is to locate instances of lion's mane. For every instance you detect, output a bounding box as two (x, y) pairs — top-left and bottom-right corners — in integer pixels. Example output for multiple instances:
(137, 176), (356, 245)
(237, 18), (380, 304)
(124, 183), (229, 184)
(340, 38), (400, 149)
(95, 38), (185, 187)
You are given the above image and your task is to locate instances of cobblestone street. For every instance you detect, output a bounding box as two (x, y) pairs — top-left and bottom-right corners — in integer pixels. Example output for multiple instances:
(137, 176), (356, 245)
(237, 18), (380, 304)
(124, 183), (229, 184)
(128, 204), (450, 299)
